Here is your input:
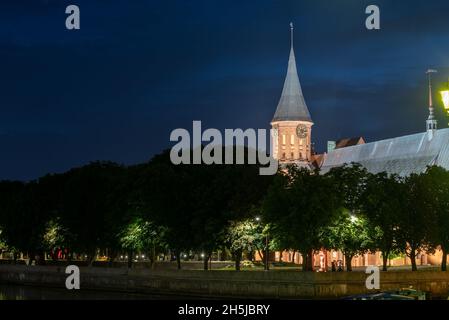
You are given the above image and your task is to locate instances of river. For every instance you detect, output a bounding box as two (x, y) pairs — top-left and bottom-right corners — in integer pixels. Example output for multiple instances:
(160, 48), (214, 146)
(0, 284), (189, 300)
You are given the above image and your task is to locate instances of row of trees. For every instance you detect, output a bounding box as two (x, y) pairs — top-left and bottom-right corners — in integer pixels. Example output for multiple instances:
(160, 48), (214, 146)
(0, 148), (448, 272)
(264, 164), (449, 272)
(0, 149), (273, 270)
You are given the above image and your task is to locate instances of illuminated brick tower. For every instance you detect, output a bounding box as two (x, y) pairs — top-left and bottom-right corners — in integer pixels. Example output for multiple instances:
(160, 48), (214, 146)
(271, 23), (313, 166)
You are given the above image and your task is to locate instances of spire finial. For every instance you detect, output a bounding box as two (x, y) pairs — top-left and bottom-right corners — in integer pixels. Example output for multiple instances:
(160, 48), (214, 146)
(426, 69), (437, 118)
(426, 69), (438, 136)
(290, 22), (294, 49)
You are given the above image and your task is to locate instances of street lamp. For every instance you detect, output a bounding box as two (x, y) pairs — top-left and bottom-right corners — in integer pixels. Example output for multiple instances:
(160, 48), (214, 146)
(440, 80), (449, 114)
(255, 216), (269, 271)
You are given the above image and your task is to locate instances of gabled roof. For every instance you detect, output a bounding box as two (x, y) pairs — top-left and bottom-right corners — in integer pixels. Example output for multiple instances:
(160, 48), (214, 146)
(272, 44), (312, 123)
(320, 129), (449, 177)
(335, 137), (366, 149)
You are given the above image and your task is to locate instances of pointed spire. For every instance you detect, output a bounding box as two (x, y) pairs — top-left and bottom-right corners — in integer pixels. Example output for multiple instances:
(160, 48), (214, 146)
(426, 69), (438, 136)
(272, 23), (312, 123)
(290, 22), (294, 49)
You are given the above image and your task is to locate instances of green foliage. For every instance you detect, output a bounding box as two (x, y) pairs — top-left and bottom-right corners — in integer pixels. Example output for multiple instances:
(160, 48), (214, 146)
(225, 219), (263, 255)
(420, 166), (449, 270)
(58, 161), (128, 255)
(0, 147), (448, 273)
(42, 218), (69, 251)
(324, 210), (372, 259)
(0, 180), (51, 255)
(326, 163), (369, 212)
(118, 217), (166, 252)
(0, 227), (6, 251)
(425, 166), (449, 250)
(395, 172), (437, 270)
(361, 172), (404, 268)
(263, 166), (341, 268)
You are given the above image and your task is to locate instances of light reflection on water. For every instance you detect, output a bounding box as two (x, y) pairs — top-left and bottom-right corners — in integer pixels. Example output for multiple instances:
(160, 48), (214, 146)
(0, 284), (182, 300)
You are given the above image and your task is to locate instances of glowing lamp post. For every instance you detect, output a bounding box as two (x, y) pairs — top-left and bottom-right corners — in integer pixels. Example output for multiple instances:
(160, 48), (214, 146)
(441, 88), (449, 112)
(255, 216), (269, 271)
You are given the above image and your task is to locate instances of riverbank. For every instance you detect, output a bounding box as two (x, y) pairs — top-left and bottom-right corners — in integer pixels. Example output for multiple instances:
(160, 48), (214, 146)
(1, 265), (449, 299)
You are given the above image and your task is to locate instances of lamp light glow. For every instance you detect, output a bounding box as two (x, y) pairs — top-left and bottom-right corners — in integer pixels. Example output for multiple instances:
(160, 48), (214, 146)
(441, 90), (449, 111)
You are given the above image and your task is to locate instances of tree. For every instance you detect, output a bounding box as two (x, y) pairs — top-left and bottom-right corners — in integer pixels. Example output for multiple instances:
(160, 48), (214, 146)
(325, 163), (369, 270)
(264, 166), (341, 271)
(396, 173), (437, 271)
(42, 218), (70, 261)
(134, 151), (196, 270)
(424, 166), (449, 271)
(326, 163), (369, 213)
(118, 217), (166, 269)
(362, 172), (403, 271)
(324, 210), (371, 271)
(224, 219), (262, 270)
(59, 161), (127, 265)
(187, 147), (273, 270)
(138, 148), (273, 270)
(0, 227), (7, 257)
(0, 180), (54, 265)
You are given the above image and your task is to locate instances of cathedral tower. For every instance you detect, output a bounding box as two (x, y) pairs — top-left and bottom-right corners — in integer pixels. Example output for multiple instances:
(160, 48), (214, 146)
(271, 23), (313, 165)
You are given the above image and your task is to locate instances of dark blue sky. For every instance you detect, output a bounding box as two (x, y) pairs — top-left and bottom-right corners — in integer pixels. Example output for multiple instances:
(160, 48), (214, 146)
(2, 0), (449, 180)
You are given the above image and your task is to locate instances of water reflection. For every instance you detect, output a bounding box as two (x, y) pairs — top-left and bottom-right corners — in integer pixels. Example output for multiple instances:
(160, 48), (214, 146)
(0, 284), (181, 300)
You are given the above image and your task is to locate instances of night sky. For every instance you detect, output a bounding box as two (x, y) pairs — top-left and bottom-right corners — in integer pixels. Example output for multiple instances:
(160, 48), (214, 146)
(2, 0), (449, 181)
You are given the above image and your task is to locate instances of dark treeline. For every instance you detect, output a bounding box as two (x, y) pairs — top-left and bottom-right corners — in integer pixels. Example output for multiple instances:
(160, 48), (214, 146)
(0, 148), (448, 272)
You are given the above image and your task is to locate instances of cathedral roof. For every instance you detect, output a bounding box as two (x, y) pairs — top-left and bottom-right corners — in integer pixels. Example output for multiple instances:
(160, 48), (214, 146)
(335, 137), (366, 149)
(272, 28), (312, 123)
(320, 129), (449, 177)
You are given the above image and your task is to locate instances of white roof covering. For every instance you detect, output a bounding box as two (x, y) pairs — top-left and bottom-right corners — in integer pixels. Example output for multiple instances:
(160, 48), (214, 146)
(320, 128), (449, 176)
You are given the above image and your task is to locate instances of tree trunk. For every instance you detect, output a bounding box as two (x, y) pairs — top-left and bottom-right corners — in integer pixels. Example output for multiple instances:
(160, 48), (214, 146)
(442, 247), (447, 272)
(88, 249), (96, 267)
(248, 250), (253, 262)
(302, 252), (308, 272)
(234, 249), (242, 271)
(257, 249), (264, 267)
(410, 250), (417, 271)
(345, 254), (353, 272)
(36, 250), (45, 266)
(302, 250), (314, 272)
(264, 234), (270, 271)
(291, 251), (296, 264)
(175, 251), (181, 270)
(108, 250), (117, 267)
(150, 244), (156, 270)
(382, 251), (389, 272)
(127, 250), (133, 269)
(27, 251), (37, 266)
(66, 249), (72, 263)
(203, 253), (211, 271)
(307, 250), (314, 272)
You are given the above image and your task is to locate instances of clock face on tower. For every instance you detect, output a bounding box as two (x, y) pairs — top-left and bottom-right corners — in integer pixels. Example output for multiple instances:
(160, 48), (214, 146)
(296, 125), (308, 138)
